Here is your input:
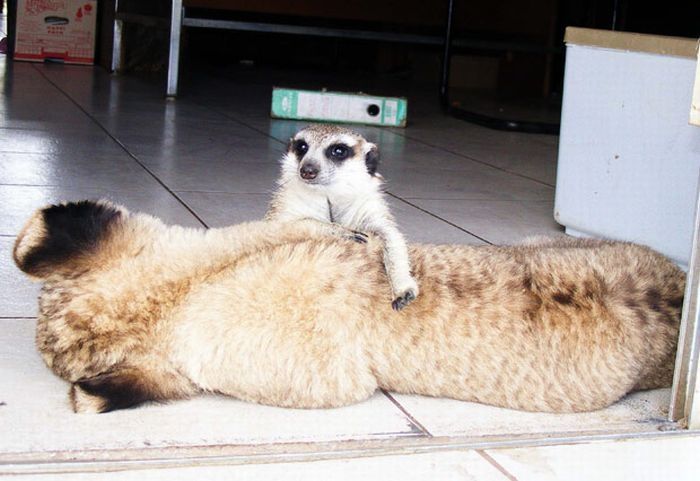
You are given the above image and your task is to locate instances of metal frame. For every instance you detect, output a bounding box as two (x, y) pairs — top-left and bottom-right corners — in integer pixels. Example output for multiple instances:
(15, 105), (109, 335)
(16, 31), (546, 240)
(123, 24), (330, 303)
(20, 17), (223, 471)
(670, 171), (700, 429)
(669, 53), (700, 428)
(112, 1), (555, 98)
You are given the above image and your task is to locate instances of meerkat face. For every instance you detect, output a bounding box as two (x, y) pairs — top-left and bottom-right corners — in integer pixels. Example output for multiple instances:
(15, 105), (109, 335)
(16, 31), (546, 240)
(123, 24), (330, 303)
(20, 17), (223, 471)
(280, 125), (380, 189)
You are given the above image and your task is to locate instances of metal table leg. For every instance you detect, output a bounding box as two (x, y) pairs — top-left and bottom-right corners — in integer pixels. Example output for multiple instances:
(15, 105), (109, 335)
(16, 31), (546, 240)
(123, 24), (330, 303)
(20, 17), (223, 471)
(439, 0), (455, 109)
(167, 0), (184, 97)
(440, 0), (560, 134)
(111, 0), (123, 72)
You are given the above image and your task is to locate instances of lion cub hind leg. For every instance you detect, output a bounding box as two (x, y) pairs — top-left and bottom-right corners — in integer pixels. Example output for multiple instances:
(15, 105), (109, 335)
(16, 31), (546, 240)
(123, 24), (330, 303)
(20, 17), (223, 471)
(70, 365), (196, 413)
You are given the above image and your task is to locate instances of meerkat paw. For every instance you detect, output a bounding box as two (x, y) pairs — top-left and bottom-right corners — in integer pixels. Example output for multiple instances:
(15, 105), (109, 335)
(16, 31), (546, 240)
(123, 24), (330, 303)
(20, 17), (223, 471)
(327, 223), (368, 244)
(346, 230), (369, 244)
(391, 281), (419, 311)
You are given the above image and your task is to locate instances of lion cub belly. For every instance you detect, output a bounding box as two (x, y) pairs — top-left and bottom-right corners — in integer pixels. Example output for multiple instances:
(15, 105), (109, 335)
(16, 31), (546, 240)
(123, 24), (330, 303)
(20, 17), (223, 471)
(170, 239), (385, 407)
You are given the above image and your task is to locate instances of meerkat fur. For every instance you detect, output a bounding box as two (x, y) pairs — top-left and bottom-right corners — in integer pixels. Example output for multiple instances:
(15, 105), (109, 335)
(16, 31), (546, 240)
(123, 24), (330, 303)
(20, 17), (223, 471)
(266, 124), (418, 310)
(14, 200), (684, 414)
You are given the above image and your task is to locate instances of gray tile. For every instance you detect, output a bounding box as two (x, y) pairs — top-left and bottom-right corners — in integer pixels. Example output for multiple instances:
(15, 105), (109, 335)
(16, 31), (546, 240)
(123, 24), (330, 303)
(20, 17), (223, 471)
(0, 319), (420, 454)
(0, 114), (98, 131)
(0, 151), (163, 190)
(176, 191), (485, 245)
(97, 114), (251, 142)
(392, 117), (559, 185)
(136, 147), (283, 194)
(0, 85), (94, 132)
(394, 388), (673, 438)
(0, 128), (124, 155)
(387, 197), (485, 245)
(450, 140), (558, 186)
(38, 68), (225, 122)
(115, 119), (269, 155)
(488, 435), (700, 481)
(0, 236), (40, 318)
(177, 191), (272, 226)
(0, 62), (56, 95)
(0, 185), (203, 236)
(408, 198), (563, 244)
(87, 99), (228, 123)
(383, 164), (554, 201)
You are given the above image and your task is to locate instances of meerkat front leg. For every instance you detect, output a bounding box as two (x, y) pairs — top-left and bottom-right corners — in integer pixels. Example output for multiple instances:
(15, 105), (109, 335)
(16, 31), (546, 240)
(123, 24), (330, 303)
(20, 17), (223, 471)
(297, 219), (369, 244)
(376, 224), (419, 311)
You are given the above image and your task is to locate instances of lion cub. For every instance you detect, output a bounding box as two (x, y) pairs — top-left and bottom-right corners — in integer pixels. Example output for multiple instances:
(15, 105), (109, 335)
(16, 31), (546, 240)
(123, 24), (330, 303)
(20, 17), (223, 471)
(266, 124), (418, 310)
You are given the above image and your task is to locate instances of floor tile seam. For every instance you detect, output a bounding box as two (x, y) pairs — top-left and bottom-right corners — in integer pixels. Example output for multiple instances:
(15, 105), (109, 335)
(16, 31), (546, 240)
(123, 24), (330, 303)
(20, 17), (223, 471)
(387, 129), (555, 188)
(128, 96), (290, 152)
(380, 389), (433, 437)
(198, 104), (287, 146)
(0, 126), (102, 132)
(173, 190), (274, 195)
(0, 127), (124, 141)
(0, 150), (136, 158)
(0, 182), (62, 187)
(30, 66), (210, 229)
(385, 193), (493, 245)
(0, 152), (129, 159)
(0, 184), (167, 192)
(476, 450), (520, 481)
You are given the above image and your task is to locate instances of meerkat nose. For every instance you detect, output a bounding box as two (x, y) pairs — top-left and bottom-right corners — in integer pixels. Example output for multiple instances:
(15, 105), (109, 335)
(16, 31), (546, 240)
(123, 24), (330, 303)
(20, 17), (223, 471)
(300, 164), (319, 180)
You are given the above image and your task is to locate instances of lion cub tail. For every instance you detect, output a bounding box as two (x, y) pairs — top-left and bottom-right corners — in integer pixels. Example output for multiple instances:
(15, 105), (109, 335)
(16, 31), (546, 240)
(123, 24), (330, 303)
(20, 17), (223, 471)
(13, 200), (124, 279)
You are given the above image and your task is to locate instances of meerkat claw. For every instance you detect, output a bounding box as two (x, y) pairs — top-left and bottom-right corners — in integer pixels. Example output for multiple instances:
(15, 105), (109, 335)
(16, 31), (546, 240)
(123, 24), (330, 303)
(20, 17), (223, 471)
(392, 289), (417, 311)
(350, 231), (369, 244)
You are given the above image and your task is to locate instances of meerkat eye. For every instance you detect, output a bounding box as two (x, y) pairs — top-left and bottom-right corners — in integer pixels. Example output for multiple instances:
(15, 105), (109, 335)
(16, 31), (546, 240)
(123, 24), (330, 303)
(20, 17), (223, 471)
(293, 140), (308, 157)
(326, 144), (350, 161)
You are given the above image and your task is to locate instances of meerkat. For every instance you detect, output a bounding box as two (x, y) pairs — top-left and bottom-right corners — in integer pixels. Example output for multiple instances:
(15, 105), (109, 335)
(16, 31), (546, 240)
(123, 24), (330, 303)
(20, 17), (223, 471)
(266, 124), (419, 310)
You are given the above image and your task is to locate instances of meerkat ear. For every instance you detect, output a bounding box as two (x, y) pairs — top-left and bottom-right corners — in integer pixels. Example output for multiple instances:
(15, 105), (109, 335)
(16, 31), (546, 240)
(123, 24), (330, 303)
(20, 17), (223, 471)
(365, 144), (380, 176)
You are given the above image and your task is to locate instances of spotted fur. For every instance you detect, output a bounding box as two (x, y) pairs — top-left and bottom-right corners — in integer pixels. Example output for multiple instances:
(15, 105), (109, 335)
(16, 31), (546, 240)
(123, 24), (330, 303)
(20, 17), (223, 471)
(14, 201), (684, 413)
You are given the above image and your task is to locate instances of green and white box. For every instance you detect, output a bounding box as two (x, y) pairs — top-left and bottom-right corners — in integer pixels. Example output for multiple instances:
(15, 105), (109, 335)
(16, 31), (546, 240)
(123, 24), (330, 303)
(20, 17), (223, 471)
(271, 87), (407, 127)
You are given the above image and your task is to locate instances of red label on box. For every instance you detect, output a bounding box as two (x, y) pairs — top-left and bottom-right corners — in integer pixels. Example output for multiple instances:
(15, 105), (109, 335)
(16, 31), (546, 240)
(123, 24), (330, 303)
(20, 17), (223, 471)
(14, 0), (97, 65)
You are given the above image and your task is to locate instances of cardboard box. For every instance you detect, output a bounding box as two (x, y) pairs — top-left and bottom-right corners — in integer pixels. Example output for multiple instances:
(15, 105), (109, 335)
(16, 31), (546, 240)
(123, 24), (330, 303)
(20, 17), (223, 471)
(554, 27), (699, 267)
(14, 0), (97, 65)
(271, 87), (407, 127)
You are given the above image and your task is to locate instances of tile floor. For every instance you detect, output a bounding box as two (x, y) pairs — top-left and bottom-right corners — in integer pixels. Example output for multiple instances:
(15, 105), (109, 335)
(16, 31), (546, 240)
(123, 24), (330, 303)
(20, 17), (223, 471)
(1, 10), (699, 477)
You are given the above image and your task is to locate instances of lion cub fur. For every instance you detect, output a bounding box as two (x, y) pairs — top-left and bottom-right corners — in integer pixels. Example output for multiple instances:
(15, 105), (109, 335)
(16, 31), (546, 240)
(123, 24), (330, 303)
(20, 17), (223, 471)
(13, 200), (684, 414)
